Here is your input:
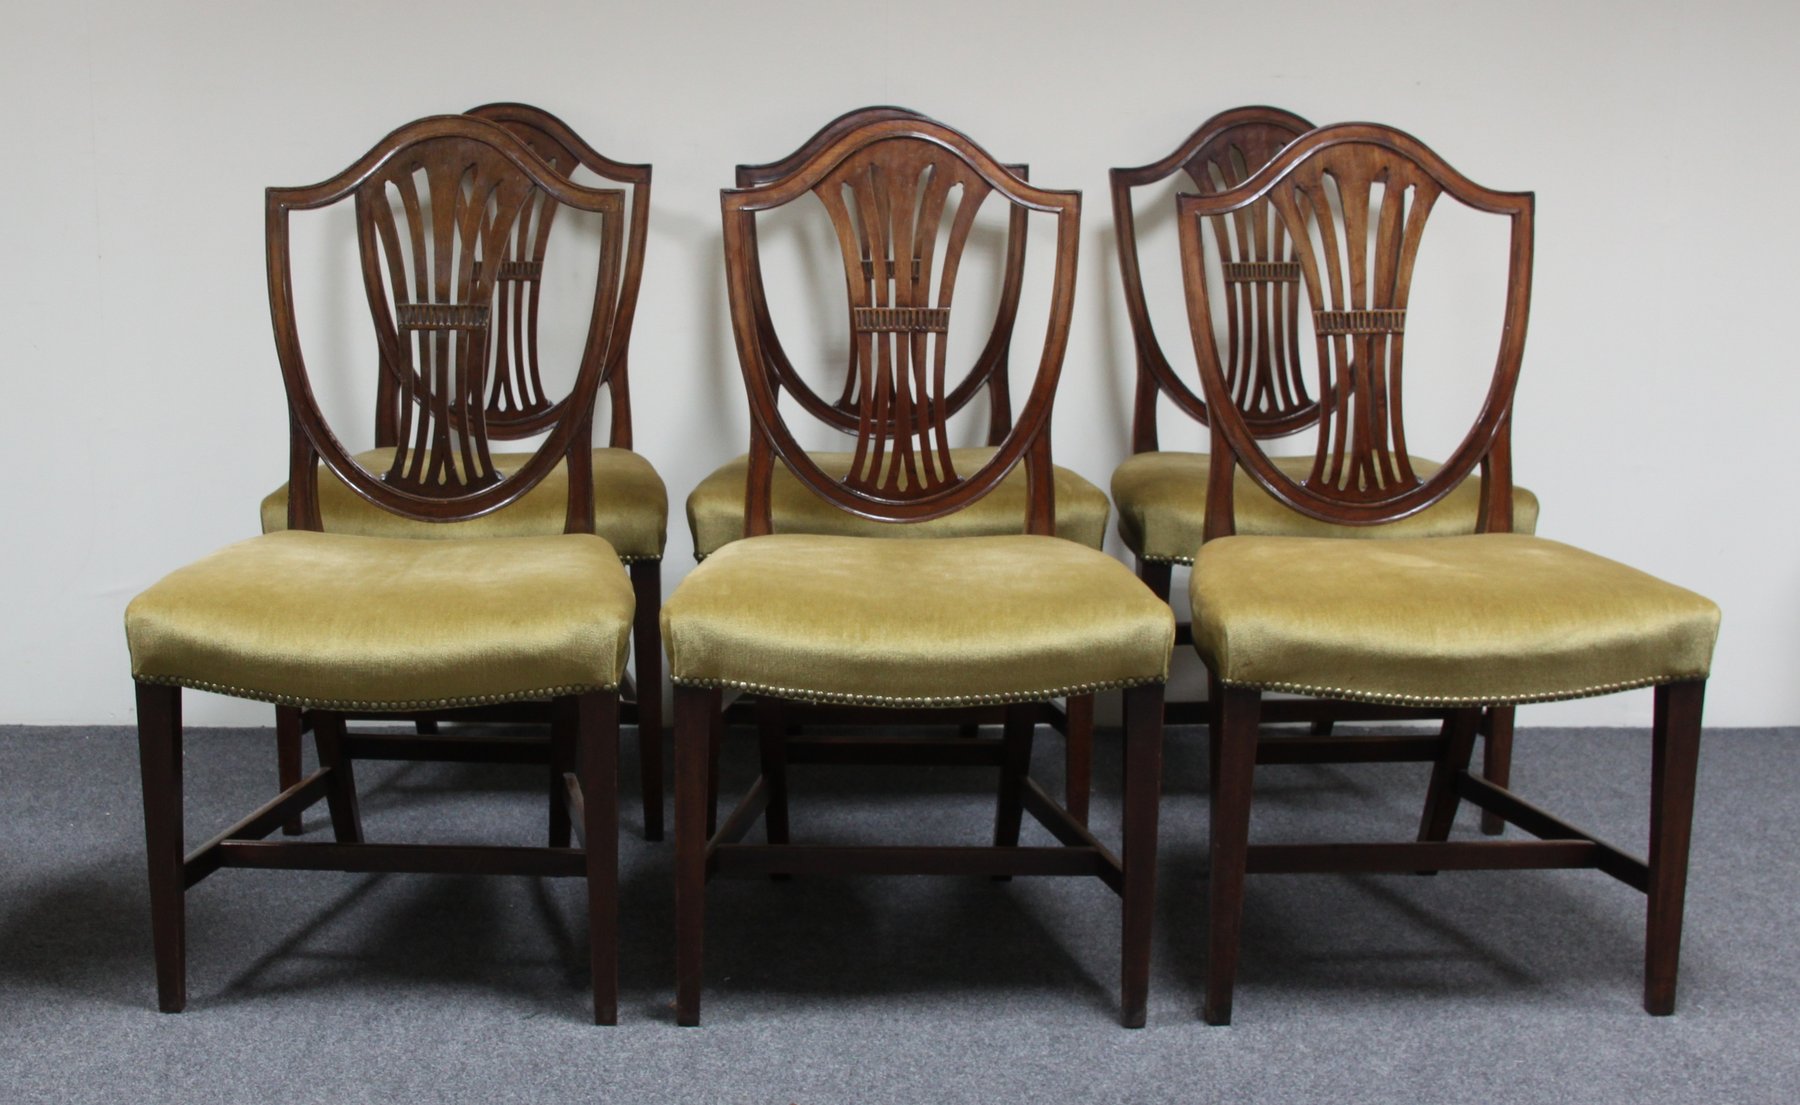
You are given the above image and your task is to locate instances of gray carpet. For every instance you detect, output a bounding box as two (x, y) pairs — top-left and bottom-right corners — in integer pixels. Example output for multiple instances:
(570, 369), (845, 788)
(2, 721), (1795, 1103)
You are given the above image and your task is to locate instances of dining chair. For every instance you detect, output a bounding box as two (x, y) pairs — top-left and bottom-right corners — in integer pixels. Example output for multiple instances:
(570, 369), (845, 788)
(1110, 105), (1539, 832)
(261, 103), (670, 840)
(125, 115), (634, 1022)
(664, 115), (1174, 1026)
(1176, 122), (1719, 1023)
(686, 106), (1108, 825)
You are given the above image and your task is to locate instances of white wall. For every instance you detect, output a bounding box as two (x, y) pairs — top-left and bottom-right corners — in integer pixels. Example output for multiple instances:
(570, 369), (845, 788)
(3, 0), (1794, 726)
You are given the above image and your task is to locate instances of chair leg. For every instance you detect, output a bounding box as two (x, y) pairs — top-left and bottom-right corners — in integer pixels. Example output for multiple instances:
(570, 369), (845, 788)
(991, 705), (1035, 872)
(549, 699), (576, 848)
(1479, 706), (1516, 836)
(1120, 683), (1165, 1028)
(1308, 718), (1334, 737)
(276, 705), (305, 836)
(311, 712), (364, 844)
(1416, 708), (1483, 866)
(1205, 684), (1260, 1026)
(1137, 558), (1172, 603)
(706, 699), (724, 839)
(576, 691), (620, 1026)
(754, 698), (791, 861)
(1645, 679), (1704, 1016)
(631, 560), (666, 843)
(136, 682), (186, 1014)
(1064, 693), (1094, 827)
(674, 685), (718, 1027)
(415, 719), (440, 736)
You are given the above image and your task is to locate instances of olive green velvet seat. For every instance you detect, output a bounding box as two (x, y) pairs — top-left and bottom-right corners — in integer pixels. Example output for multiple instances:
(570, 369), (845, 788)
(262, 447), (668, 563)
(1113, 452), (1540, 565)
(664, 534), (1174, 707)
(1192, 533), (1719, 706)
(127, 530), (635, 711)
(686, 447), (1110, 559)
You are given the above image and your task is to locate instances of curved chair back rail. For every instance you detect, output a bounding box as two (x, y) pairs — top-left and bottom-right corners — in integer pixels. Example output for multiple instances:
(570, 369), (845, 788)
(1177, 122), (1533, 536)
(1113, 106), (1317, 450)
(737, 106), (1031, 448)
(720, 116), (1080, 534)
(266, 114), (627, 531)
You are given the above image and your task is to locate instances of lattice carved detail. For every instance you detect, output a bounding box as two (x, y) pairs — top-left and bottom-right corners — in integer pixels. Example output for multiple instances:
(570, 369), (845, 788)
(1314, 309), (1406, 335)
(358, 137), (543, 497)
(1222, 261), (1301, 283)
(812, 141), (997, 499)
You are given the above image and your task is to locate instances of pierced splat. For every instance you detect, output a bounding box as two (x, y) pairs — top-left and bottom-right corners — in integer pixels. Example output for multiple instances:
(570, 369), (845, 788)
(267, 115), (626, 529)
(1110, 107), (1317, 452)
(721, 117), (1081, 531)
(1178, 123), (1535, 532)
(1265, 150), (1443, 499)
(812, 141), (996, 499)
(1182, 123), (1317, 435)
(356, 137), (542, 497)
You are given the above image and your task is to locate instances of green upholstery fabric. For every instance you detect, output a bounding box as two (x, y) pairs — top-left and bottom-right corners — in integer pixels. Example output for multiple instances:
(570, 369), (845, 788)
(261, 447), (668, 562)
(126, 531), (634, 710)
(1112, 451), (1540, 564)
(685, 447), (1110, 559)
(1190, 533), (1719, 706)
(662, 534), (1173, 706)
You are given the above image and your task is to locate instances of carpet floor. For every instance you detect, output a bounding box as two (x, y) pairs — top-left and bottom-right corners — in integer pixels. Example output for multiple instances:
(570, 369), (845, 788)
(1, 720), (1794, 1104)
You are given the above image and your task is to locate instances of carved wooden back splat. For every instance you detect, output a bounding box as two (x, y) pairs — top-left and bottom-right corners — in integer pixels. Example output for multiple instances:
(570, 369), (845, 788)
(722, 118), (1080, 533)
(1178, 123), (1534, 535)
(736, 107), (1029, 448)
(1111, 107), (1315, 452)
(267, 115), (625, 530)
(465, 103), (652, 449)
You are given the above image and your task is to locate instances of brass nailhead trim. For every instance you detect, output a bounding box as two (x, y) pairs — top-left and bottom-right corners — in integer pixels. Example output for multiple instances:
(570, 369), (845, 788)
(135, 675), (620, 712)
(669, 674), (1167, 708)
(1217, 672), (1710, 709)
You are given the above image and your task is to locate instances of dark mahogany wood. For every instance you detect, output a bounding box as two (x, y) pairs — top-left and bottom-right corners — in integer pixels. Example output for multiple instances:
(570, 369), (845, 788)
(1179, 123), (1706, 1022)
(1113, 106), (1317, 451)
(1114, 110), (1514, 828)
(137, 115), (626, 1021)
(274, 104), (667, 844)
(672, 116), (1158, 1028)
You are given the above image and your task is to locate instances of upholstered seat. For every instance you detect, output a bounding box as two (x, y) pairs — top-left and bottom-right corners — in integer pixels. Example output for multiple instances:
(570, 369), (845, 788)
(1192, 533), (1719, 707)
(127, 530), (634, 711)
(686, 447), (1110, 558)
(664, 533), (1173, 707)
(1114, 452), (1540, 563)
(261, 447), (667, 562)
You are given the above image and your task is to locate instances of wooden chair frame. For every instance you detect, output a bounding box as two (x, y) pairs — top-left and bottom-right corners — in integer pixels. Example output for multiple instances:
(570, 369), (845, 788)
(717, 107), (1096, 830)
(274, 103), (669, 842)
(1112, 106), (1516, 833)
(138, 115), (629, 1022)
(1177, 122), (1704, 1023)
(674, 116), (1164, 1028)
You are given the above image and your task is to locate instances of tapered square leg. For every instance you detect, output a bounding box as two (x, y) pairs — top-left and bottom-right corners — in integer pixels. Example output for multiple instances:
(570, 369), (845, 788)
(576, 691), (620, 1025)
(549, 699), (576, 848)
(275, 705), (305, 836)
(631, 561), (665, 843)
(1479, 706), (1516, 836)
(1205, 685), (1260, 1026)
(136, 682), (186, 1013)
(1120, 683), (1165, 1028)
(1416, 709), (1482, 871)
(1645, 679), (1704, 1015)
(1064, 693), (1094, 827)
(674, 685), (718, 1026)
(311, 712), (363, 844)
(754, 698), (790, 851)
(992, 705), (1035, 857)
